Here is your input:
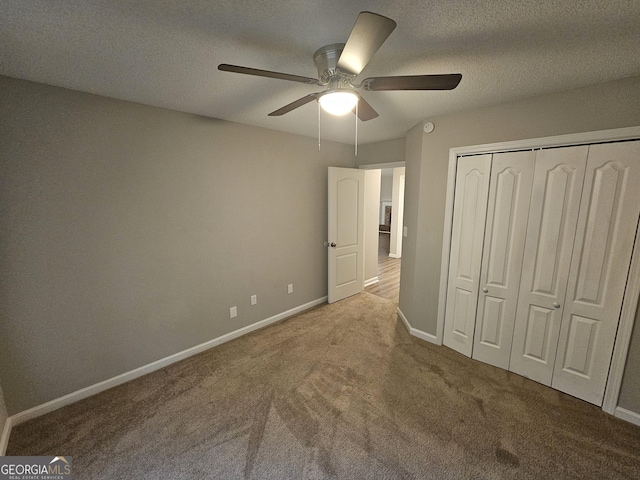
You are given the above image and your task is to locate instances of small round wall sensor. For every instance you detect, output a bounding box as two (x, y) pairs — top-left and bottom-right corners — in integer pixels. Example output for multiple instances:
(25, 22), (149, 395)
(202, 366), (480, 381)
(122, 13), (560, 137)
(423, 122), (435, 134)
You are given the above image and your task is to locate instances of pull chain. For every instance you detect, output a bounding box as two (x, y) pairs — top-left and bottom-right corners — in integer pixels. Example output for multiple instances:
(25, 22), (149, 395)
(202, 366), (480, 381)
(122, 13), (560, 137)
(318, 101), (321, 151)
(355, 102), (358, 156)
(317, 100), (361, 155)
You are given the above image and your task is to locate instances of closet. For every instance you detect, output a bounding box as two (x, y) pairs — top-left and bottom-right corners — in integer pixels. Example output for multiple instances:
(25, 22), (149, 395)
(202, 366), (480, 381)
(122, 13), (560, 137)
(443, 140), (640, 406)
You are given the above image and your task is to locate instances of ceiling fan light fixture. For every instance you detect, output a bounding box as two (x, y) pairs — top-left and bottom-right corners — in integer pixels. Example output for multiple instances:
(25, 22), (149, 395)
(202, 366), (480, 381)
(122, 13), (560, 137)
(318, 90), (359, 116)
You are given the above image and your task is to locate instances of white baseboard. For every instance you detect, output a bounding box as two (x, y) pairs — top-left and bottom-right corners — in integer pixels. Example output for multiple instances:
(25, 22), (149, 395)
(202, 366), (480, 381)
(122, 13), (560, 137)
(9, 297), (327, 428)
(0, 417), (11, 456)
(364, 276), (379, 287)
(389, 253), (401, 259)
(615, 406), (640, 427)
(397, 307), (438, 345)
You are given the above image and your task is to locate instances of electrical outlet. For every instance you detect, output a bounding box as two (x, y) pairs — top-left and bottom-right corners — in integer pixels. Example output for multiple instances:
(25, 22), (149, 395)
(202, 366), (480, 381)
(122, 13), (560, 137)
(288, 284), (294, 294)
(229, 306), (237, 318)
(251, 295), (257, 305)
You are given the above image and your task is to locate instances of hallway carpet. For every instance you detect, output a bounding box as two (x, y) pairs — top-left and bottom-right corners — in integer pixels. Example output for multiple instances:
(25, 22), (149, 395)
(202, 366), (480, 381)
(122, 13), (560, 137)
(7, 292), (640, 479)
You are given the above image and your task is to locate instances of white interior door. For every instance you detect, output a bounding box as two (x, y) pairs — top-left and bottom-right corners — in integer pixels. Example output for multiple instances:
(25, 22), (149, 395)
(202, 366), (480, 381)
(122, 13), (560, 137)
(328, 167), (365, 304)
(552, 141), (640, 405)
(472, 151), (535, 369)
(443, 155), (492, 357)
(509, 146), (588, 385)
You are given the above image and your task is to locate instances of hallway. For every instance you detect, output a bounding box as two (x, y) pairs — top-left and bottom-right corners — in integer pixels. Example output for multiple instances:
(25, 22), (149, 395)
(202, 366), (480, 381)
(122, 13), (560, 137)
(364, 233), (401, 303)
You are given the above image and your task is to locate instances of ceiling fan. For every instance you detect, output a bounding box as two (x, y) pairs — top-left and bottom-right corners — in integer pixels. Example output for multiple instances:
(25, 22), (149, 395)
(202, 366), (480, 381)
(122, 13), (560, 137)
(218, 11), (462, 121)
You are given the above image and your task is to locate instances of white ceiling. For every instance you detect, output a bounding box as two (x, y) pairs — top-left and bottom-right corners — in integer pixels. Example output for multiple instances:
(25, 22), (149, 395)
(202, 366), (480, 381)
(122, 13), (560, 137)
(1, 1), (639, 145)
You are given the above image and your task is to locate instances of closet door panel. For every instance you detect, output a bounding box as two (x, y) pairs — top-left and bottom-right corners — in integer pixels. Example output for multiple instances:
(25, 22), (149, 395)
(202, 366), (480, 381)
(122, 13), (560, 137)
(552, 141), (640, 405)
(472, 151), (535, 368)
(522, 305), (556, 361)
(443, 154), (492, 357)
(509, 146), (588, 385)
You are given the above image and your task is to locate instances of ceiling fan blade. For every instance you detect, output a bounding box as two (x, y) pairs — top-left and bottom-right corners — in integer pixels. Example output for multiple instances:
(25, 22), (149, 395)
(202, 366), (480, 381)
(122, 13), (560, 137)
(218, 64), (320, 85)
(361, 74), (462, 91)
(337, 12), (396, 76)
(268, 93), (319, 116)
(353, 96), (378, 121)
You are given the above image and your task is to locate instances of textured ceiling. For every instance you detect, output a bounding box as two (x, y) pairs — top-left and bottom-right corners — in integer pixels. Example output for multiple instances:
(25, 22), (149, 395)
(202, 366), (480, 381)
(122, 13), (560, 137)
(1, 0), (639, 144)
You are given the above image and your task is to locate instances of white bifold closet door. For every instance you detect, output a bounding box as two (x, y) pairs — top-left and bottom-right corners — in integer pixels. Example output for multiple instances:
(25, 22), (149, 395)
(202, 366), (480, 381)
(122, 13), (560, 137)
(471, 151), (535, 369)
(551, 141), (640, 405)
(509, 146), (589, 385)
(443, 151), (535, 361)
(443, 139), (640, 406)
(443, 155), (491, 357)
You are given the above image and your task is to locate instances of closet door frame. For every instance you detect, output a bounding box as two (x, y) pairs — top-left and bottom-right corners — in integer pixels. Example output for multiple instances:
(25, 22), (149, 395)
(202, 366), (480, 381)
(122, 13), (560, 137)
(436, 126), (640, 417)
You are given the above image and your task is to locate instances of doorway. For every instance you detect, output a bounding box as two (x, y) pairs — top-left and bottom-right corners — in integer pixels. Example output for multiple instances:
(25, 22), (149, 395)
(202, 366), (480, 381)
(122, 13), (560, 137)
(362, 165), (405, 303)
(364, 230), (402, 302)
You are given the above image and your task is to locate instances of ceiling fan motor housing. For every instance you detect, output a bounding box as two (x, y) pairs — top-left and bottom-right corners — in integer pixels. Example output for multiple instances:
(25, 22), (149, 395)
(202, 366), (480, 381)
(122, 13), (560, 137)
(313, 44), (355, 86)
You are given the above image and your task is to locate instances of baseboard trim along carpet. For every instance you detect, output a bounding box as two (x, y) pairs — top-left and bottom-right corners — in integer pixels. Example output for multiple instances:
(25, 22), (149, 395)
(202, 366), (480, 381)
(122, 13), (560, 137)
(397, 307), (438, 345)
(8, 296), (328, 429)
(615, 406), (640, 427)
(364, 276), (379, 287)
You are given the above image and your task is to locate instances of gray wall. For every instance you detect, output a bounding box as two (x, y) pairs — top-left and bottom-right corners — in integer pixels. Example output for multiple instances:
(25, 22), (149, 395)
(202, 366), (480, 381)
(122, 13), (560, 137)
(357, 138), (405, 166)
(399, 75), (640, 412)
(0, 76), (356, 415)
(380, 175), (393, 203)
(398, 126), (423, 326)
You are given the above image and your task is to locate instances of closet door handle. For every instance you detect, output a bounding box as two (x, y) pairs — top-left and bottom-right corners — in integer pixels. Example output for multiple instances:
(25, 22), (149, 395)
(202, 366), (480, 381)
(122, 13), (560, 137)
(482, 287), (489, 293)
(552, 302), (561, 308)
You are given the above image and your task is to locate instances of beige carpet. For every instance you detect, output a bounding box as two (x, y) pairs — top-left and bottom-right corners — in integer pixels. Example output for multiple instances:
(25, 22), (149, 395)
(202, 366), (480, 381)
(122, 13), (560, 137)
(7, 292), (640, 479)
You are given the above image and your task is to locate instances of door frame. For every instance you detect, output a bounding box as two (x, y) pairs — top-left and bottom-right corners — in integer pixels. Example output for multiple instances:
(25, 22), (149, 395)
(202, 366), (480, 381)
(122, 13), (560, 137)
(359, 161), (406, 283)
(436, 126), (640, 416)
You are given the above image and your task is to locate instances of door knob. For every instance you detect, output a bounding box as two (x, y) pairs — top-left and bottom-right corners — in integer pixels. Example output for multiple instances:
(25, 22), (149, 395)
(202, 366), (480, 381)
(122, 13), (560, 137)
(553, 302), (561, 308)
(482, 287), (489, 293)
(324, 241), (337, 248)
(329, 242), (336, 248)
